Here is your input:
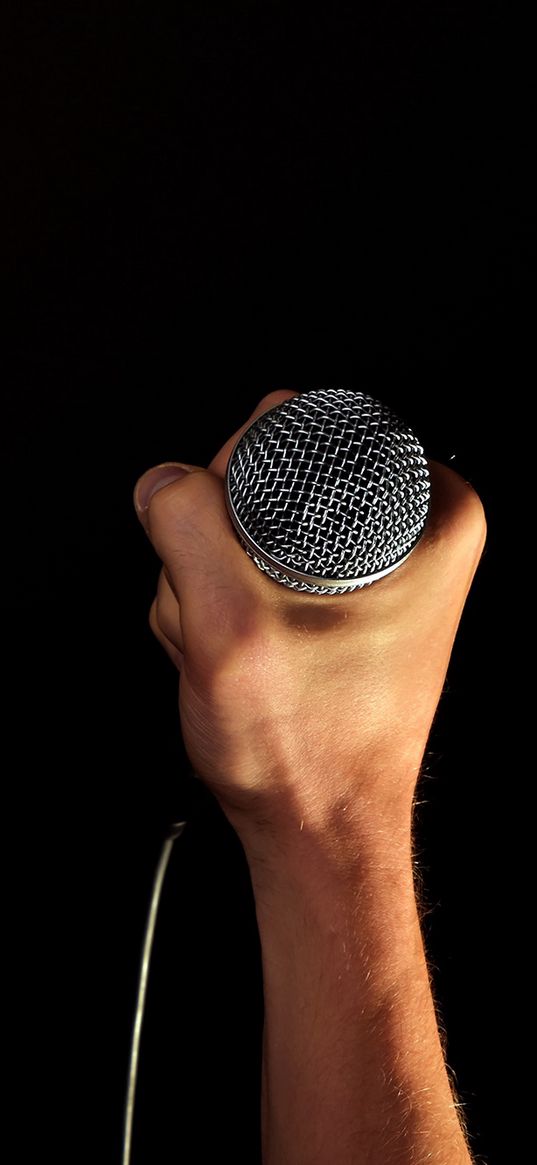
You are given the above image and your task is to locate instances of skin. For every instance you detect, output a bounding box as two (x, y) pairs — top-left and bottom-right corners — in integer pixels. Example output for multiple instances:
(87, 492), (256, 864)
(133, 390), (486, 1164)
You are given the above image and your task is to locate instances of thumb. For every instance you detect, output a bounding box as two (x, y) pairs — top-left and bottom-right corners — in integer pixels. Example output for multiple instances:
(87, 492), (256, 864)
(133, 461), (202, 537)
(133, 459), (264, 635)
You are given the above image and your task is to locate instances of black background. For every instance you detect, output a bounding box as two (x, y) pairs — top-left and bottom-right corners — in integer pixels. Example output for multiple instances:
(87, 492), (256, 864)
(5, 3), (528, 1162)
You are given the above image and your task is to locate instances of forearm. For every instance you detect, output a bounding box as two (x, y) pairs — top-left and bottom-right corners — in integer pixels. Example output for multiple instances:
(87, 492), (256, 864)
(241, 802), (472, 1165)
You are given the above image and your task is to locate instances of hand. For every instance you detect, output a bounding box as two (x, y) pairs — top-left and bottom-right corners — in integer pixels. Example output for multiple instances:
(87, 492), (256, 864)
(133, 390), (486, 855)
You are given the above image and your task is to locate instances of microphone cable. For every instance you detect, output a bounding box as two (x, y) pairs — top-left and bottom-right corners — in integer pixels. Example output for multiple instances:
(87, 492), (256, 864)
(121, 771), (210, 1165)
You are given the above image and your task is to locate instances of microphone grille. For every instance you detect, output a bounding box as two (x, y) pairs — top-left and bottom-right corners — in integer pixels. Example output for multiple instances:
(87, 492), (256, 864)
(225, 388), (430, 594)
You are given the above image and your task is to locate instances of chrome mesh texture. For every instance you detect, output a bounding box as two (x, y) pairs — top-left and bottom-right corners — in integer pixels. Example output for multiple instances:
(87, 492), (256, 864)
(225, 388), (430, 594)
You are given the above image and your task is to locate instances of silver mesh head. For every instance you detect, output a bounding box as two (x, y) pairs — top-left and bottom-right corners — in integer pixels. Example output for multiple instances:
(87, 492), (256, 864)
(225, 388), (430, 595)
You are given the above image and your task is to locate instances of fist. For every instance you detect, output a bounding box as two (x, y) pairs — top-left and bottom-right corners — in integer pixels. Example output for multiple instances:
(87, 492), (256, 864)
(133, 391), (486, 848)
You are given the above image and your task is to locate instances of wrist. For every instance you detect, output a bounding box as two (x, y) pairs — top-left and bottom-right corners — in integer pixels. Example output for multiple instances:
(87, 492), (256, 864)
(232, 789), (416, 923)
(220, 758), (417, 889)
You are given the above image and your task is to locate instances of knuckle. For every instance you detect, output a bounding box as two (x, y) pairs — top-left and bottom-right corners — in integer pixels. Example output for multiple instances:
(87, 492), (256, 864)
(156, 604), (178, 645)
(460, 481), (487, 539)
(428, 462), (487, 550)
(148, 597), (159, 634)
(449, 476), (487, 548)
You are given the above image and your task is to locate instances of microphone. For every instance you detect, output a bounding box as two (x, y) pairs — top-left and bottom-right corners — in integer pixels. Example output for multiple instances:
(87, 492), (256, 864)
(225, 387), (430, 594)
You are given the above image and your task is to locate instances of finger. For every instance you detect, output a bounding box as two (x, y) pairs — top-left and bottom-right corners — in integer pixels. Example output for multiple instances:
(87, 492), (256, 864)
(149, 596), (184, 670)
(142, 465), (269, 647)
(133, 460), (205, 536)
(355, 458), (486, 618)
(132, 392), (300, 651)
(415, 460), (486, 569)
(155, 566), (185, 652)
